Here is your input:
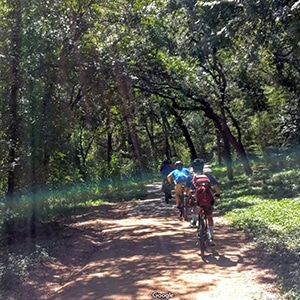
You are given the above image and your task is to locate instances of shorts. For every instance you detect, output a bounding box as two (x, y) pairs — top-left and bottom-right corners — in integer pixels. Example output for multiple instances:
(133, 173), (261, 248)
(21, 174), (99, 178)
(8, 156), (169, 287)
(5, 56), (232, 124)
(193, 204), (214, 217)
(175, 183), (185, 196)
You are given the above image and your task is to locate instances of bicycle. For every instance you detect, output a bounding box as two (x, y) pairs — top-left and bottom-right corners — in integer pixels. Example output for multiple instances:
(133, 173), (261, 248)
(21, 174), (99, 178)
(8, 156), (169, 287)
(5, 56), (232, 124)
(162, 179), (173, 204)
(197, 206), (208, 258)
(178, 184), (189, 221)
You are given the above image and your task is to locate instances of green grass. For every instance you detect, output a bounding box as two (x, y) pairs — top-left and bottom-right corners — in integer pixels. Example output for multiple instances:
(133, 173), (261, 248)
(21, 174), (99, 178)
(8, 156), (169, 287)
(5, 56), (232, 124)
(217, 167), (300, 300)
(0, 179), (148, 228)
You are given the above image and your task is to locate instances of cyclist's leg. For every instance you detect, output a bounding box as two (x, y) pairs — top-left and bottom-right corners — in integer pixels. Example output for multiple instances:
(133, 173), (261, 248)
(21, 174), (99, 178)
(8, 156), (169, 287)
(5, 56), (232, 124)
(174, 184), (183, 208)
(207, 215), (214, 227)
(185, 186), (191, 196)
(198, 211), (206, 257)
(204, 205), (216, 246)
(190, 204), (199, 227)
(161, 178), (165, 191)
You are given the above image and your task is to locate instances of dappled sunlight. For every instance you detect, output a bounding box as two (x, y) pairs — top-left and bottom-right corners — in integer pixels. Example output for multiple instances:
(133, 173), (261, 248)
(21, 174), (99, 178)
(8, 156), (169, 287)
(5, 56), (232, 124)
(1, 177), (286, 299)
(56, 229), (266, 296)
(40, 183), (284, 300)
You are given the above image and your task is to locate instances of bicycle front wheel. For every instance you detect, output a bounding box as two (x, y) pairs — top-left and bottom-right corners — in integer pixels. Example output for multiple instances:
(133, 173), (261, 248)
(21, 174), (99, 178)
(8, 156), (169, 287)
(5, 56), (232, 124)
(198, 216), (206, 257)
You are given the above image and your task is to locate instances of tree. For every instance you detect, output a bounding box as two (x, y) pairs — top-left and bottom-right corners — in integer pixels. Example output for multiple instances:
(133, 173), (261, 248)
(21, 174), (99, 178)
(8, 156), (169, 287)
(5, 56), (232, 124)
(3, 0), (22, 239)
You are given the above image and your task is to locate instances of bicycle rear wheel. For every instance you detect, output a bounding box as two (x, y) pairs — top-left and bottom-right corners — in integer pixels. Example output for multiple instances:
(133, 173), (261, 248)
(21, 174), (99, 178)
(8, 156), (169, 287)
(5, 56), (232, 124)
(164, 191), (171, 204)
(182, 196), (188, 221)
(178, 194), (184, 219)
(163, 181), (172, 204)
(198, 216), (206, 257)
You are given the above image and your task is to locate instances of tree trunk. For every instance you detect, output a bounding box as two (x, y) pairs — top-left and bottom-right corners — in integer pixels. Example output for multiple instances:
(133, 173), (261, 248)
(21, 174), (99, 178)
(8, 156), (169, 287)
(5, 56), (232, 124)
(223, 136), (234, 180)
(220, 103), (234, 180)
(216, 130), (222, 165)
(172, 96), (252, 176)
(114, 59), (145, 176)
(161, 110), (173, 160)
(193, 96), (252, 176)
(5, 0), (22, 241)
(107, 131), (113, 166)
(30, 128), (38, 238)
(211, 52), (234, 179)
(215, 115), (252, 175)
(170, 107), (198, 161)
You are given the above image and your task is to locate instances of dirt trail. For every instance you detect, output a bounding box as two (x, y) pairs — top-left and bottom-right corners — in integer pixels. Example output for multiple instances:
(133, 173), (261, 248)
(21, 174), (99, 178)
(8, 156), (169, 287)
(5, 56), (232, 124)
(41, 182), (283, 300)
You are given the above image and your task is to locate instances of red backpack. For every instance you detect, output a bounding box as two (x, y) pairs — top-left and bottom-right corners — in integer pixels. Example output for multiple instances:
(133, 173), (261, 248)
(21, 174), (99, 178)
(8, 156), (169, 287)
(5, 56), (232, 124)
(192, 174), (214, 206)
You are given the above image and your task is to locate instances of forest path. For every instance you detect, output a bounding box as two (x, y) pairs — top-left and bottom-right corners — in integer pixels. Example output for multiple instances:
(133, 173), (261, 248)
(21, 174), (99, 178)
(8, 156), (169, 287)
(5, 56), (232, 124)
(43, 182), (283, 300)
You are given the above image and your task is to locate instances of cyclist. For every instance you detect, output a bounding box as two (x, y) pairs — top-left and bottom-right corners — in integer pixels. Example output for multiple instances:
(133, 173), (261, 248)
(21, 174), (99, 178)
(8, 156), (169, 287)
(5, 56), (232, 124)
(167, 161), (191, 210)
(160, 159), (175, 203)
(188, 158), (220, 246)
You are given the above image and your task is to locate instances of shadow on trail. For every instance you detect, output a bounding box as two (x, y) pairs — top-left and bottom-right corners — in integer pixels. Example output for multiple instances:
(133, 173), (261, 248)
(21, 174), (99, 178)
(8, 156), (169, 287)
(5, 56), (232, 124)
(50, 216), (220, 299)
(47, 182), (277, 300)
(204, 250), (243, 267)
(1, 181), (286, 300)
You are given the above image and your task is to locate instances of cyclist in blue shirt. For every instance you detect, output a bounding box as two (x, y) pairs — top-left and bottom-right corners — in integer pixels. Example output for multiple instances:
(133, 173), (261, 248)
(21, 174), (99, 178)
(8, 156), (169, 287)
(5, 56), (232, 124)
(167, 161), (191, 209)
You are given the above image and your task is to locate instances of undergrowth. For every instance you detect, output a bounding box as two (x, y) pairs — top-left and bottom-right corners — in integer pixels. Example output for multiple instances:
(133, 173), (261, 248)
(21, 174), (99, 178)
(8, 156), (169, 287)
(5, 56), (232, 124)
(216, 166), (300, 300)
(0, 179), (148, 293)
(0, 179), (147, 227)
(0, 244), (52, 298)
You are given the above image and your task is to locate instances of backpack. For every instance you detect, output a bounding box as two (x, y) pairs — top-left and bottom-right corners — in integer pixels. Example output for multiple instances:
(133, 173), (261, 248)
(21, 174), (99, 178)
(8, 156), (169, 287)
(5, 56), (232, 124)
(173, 169), (189, 184)
(192, 174), (214, 206)
(176, 173), (188, 184)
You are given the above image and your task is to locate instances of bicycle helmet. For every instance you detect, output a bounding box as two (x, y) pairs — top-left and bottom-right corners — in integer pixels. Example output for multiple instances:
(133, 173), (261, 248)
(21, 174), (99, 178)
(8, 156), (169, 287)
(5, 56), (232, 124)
(192, 158), (204, 172)
(163, 159), (172, 165)
(174, 160), (183, 167)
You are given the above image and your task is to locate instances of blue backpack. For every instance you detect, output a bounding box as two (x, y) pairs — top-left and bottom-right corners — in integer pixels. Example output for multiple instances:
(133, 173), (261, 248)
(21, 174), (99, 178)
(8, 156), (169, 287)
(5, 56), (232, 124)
(175, 171), (189, 184)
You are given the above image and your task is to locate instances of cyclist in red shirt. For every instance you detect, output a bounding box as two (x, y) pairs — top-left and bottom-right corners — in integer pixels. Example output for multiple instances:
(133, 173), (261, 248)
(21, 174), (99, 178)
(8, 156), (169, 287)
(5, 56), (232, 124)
(189, 159), (220, 246)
